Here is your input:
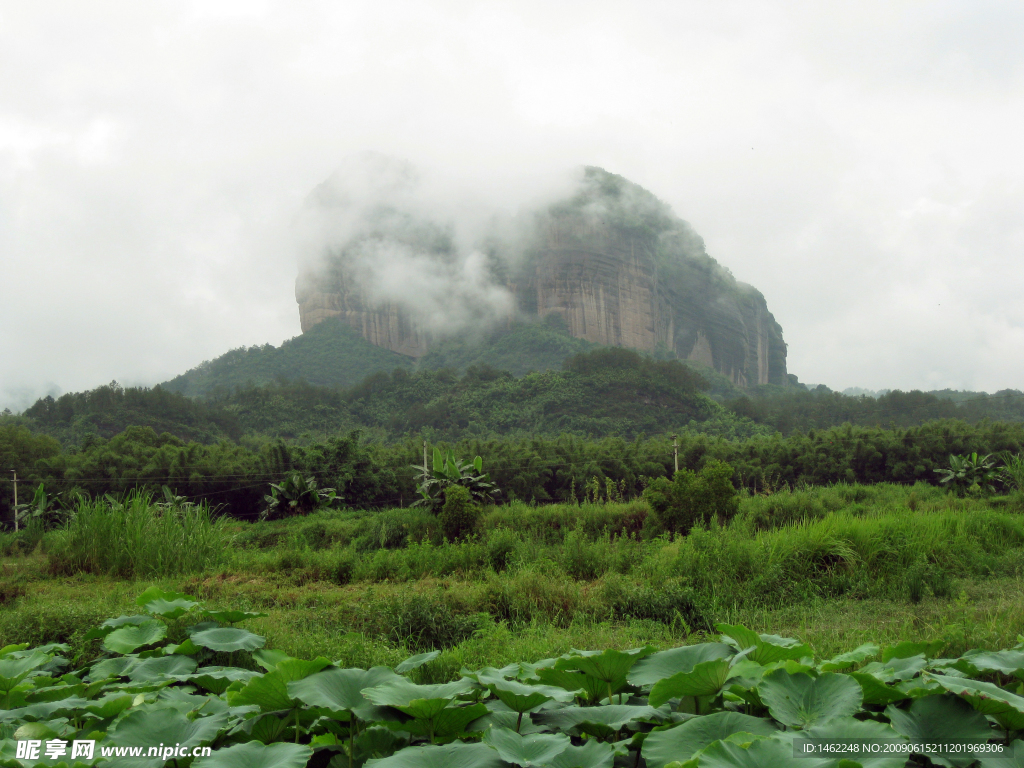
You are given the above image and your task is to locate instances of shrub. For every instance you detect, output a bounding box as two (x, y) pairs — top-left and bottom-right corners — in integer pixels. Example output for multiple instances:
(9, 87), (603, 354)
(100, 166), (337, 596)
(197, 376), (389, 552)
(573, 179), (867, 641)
(486, 528), (522, 572)
(440, 485), (479, 541)
(643, 459), (739, 535)
(560, 525), (610, 581)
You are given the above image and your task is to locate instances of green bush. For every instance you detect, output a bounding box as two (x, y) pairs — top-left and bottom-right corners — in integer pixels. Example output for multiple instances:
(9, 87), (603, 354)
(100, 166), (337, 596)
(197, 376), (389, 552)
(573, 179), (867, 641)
(486, 528), (522, 572)
(439, 485), (479, 541)
(643, 459), (739, 535)
(560, 525), (610, 581)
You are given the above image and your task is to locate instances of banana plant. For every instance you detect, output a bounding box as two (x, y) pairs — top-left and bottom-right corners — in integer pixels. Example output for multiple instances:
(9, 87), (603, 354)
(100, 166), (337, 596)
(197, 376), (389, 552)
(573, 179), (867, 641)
(411, 447), (499, 512)
(13, 482), (67, 529)
(263, 471), (337, 520)
(934, 452), (999, 496)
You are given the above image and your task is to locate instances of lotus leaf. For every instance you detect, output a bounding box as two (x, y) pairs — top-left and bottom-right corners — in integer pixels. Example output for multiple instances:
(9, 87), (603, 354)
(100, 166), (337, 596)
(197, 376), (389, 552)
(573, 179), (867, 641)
(715, 624), (811, 665)
(361, 678), (474, 712)
(254, 649), (294, 671)
(83, 693), (135, 719)
(859, 654), (927, 683)
(555, 648), (656, 692)
(396, 651), (440, 673)
(14, 721), (60, 740)
(125, 654), (197, 682)
(642, 712), (777, 768)
(847, 672), (910, 706)
(110, 709), (227, 749)
(288, 666), (401, 712)
(190, 627), (266, 653)
(649, 659), (733, 708)
(103, 620), (167, 654)
(628, 643), (734, 687)
(534, 704), (658, 732)
(0, 696), (89, 723)
(87, 656), (135, 681)
(85, 615), (152, 641)
(881, 640), (943, 662)
(695, 736), (829, 768)
(483, 728), (570, 766)
(929, 673), (1024, 730)
(487, 678), (576, 715)
(354, 726), (406, 763)
(143, 597), (200, 620)
(364, 740), (507, 768)
(977, 740), (1024, 768)
(757, 670), (862, 728)
(135, 585), (196, 607)
(192, 741), (312, 768)
(956, 650), (1024, 678)
(818, 644), (880, 672)
(545, 739), (616, 768)
(795, 717), (909, 768)
(276, 657), (331, 682)
(885, 695), (991, 768)
(535, 668), (606, 704)
(400, 702), (489, 740)
(232, 670), (298, 711)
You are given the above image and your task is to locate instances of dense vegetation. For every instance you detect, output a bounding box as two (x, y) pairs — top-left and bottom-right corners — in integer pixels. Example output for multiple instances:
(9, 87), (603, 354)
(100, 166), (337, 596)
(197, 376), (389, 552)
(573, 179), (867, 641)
(160, 318), (414, 398)
(727, 385), (1024, 435)
(6, 484), (1024, 766)
(8, 585), (1024, 768)
(5, 415), (1024, 524)
(418, 317), (596, 377)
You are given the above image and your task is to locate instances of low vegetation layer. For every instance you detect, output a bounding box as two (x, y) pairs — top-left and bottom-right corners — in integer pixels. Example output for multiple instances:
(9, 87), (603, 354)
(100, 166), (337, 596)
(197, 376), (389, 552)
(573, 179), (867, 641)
(4, 587), (1024, 768)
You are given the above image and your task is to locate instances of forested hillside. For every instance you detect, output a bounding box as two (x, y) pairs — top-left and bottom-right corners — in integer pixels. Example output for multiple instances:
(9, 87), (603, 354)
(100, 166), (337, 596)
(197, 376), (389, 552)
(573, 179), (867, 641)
(9, 337), (1024, 454)
(160, 318), (414, 397)
(13, 348), (727, 447)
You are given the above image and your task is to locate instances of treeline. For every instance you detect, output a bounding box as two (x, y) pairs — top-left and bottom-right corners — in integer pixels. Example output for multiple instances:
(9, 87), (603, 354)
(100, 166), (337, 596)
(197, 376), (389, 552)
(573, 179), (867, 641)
(12, 345), (1024, 455)
(3, 418), (1023, 523)
(11, 348), (730, 448)
(21, 381), (242, 445)
(729, 385), (1024, 434)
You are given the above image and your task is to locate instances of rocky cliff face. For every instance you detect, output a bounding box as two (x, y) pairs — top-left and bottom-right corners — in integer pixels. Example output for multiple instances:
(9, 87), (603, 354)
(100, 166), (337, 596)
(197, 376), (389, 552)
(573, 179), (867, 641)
(296, 165), (787, 388)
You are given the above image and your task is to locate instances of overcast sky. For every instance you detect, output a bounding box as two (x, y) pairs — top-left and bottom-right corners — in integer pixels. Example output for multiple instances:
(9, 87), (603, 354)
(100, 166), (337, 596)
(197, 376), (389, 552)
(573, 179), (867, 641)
(2, 0), (1023, 409)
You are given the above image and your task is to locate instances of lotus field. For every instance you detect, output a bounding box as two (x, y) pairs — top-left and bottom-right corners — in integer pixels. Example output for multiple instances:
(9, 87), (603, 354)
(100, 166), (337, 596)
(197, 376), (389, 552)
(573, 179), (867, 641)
(5, 588), (1024, 768)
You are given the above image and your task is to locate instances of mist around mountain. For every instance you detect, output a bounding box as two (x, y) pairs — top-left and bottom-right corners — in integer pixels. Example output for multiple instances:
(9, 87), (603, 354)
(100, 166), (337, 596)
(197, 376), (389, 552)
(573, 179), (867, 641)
(296, 162), (788, 388)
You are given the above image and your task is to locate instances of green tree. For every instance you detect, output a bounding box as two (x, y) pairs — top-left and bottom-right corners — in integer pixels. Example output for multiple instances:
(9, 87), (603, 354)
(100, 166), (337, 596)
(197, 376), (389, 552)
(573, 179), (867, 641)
(643, 459), (739, 535)
(439, 484), (479, 541)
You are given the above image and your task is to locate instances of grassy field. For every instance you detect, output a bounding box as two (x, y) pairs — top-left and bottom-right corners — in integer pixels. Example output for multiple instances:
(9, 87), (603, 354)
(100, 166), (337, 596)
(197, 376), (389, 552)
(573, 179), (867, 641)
(3, 482), (1024, 683)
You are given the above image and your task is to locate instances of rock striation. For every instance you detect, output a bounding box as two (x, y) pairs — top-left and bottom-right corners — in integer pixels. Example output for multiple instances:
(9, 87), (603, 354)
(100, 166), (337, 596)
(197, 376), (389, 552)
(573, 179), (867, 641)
(296, 165), (787, 388)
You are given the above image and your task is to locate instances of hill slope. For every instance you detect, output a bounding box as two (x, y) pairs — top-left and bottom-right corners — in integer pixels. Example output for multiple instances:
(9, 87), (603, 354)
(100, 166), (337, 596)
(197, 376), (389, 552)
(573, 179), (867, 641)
(161, 318), (413, 397)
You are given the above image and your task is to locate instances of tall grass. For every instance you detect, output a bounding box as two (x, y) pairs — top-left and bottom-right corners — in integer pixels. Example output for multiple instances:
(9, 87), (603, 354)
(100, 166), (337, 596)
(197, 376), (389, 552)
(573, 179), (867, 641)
(659, 507), (1024, 609)
(46, 491), (228, 578)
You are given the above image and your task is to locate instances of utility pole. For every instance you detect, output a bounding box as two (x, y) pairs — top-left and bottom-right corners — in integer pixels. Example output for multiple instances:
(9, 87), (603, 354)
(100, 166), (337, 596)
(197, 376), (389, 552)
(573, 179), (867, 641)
(10, 470), (17, 533)
(671, 435), (679, 475)
(423, 441), (428, 472)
